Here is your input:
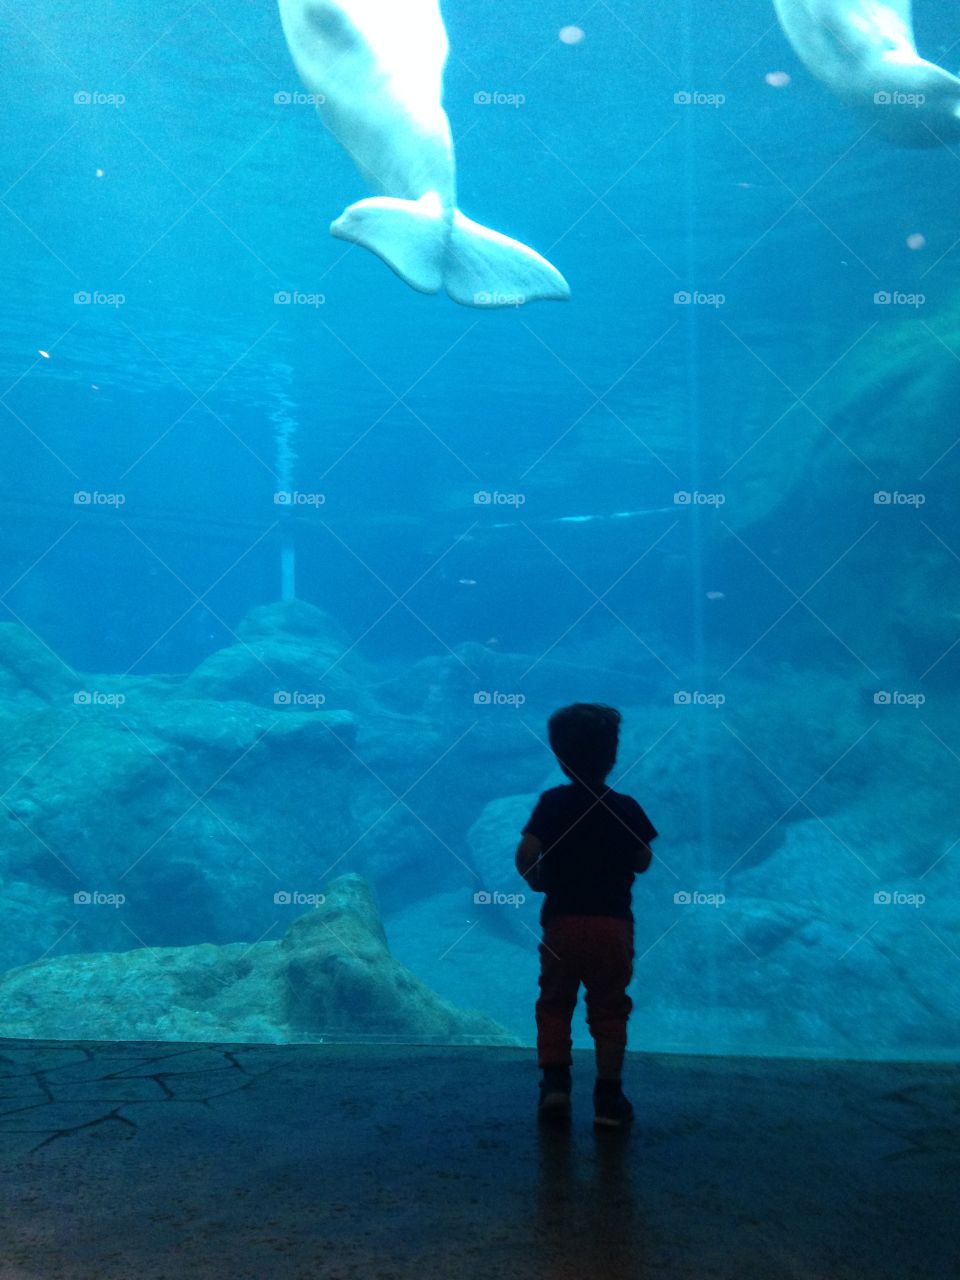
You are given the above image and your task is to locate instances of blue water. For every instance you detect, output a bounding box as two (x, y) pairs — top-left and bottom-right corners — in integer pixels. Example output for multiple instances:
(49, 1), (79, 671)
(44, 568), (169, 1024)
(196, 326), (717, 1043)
(1, 0), (958, 1057)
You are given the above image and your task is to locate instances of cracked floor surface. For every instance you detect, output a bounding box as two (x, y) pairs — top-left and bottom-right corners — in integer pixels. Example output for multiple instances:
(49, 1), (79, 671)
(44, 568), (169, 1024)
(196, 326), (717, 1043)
(0, 1040), (958, 1279)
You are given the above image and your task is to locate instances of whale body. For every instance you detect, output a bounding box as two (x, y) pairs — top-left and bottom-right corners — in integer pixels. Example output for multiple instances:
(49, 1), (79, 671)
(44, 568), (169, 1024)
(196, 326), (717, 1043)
(773, 0), (960, 146)
(277, 0), (570, 306)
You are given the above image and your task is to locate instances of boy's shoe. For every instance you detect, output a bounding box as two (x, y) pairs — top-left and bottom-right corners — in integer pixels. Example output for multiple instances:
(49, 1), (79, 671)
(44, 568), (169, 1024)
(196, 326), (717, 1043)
(593, 1080), (634, 1129)
(538, 1066), (572, 1121)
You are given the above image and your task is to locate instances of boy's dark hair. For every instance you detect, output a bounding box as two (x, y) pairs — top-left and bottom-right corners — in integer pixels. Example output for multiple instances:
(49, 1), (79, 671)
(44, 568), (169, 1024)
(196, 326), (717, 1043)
(548, 703), (621, 786)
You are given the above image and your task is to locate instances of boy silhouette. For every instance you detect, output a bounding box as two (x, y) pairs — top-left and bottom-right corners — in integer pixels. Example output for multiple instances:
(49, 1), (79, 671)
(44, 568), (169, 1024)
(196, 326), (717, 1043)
(516, 704), (656, 1128)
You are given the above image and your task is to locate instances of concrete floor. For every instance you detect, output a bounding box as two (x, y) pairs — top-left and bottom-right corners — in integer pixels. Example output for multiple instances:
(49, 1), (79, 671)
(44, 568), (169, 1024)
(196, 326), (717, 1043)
(0, 1040), (958, 1280)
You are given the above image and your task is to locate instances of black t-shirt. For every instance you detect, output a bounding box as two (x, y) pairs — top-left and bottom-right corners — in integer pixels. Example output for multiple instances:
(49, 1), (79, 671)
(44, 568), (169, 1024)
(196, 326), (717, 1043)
(522, 783), (657, 925)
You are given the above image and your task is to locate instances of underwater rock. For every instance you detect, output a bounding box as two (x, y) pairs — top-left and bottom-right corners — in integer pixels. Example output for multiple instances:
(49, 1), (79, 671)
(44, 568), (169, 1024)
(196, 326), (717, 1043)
(4, 603), (958, 1056)
(185, 599), (372, 712)
(0, 622), (78, 707)
(627, 814), (960, 1055)
(235, 600), (346, 644)
(0, 873), (516, 1045)
(0, 619), (363, 969)
(709, 307), (960, 678)
(281, 874), (513, 1040)
(464, 794), (543, 945)
(144, 695), (356, 764)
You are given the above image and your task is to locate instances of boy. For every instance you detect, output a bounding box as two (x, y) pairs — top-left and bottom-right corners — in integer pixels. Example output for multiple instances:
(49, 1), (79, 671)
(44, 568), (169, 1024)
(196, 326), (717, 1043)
(516, 703), (656, 1129)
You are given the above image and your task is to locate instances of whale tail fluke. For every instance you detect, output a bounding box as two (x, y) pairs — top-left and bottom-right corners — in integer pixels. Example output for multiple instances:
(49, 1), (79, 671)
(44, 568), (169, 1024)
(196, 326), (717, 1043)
(444, 209), (569, 308)
(331, 193), (448, 295)
(331, 193), (570, 307)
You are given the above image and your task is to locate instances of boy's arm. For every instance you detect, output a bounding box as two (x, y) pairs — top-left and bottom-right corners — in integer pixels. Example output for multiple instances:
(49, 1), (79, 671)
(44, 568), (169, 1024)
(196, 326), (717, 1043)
(515, 833), (545, 892)
(633, 841), (654, 874)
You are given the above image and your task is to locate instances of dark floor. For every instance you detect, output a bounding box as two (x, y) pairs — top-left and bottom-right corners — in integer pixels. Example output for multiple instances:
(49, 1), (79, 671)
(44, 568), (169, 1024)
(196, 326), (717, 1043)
(0, 1040), (958, 1279)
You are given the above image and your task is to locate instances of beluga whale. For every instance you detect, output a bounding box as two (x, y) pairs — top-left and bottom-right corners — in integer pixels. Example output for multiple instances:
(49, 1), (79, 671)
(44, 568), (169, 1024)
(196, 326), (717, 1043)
(277, 0), (571, 306)
(773, 0), (960, 146)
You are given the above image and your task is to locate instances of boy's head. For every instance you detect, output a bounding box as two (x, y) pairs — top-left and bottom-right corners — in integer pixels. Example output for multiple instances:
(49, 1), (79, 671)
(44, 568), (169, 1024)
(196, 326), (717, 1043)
(547, 703), (621, 787)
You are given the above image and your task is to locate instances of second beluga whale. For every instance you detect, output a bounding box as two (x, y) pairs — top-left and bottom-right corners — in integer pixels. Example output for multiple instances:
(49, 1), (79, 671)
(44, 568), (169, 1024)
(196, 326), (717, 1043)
(277, 0), (570, 306)
(773, 0), (960, 146)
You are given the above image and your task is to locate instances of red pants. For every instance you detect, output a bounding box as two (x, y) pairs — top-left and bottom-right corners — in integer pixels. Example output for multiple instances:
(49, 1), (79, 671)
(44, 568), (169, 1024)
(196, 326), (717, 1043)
(536, 915), (634, 1073)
